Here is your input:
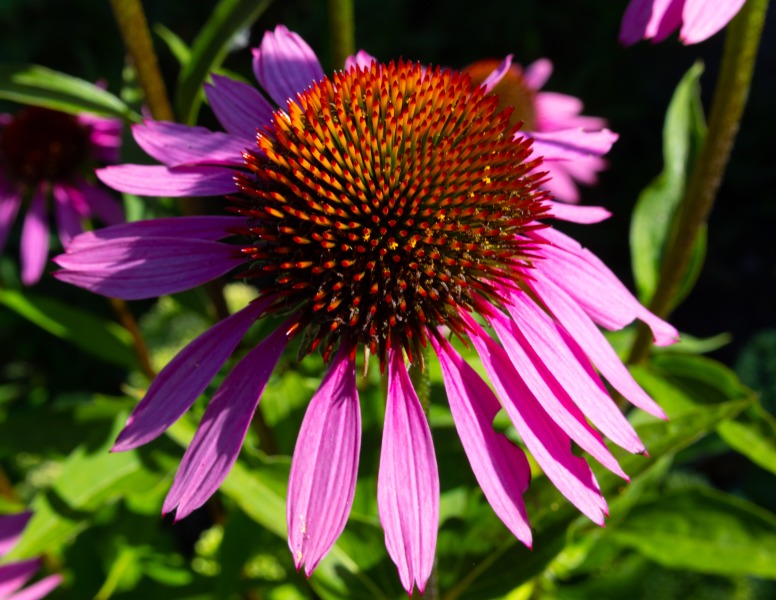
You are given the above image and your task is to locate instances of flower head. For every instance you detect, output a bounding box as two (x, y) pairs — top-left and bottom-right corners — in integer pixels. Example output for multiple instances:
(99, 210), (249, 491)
(620, 0), (747, 45)
(464, 56), (615, 203)
(0, 512), (61, 600)
(0, 105), (123, 285)
(54, 26), (677, 594)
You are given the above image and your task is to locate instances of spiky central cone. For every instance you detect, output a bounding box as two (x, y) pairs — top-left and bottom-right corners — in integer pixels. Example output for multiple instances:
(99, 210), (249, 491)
(1, 107), (90, 184)
(236, 60), (550, 365)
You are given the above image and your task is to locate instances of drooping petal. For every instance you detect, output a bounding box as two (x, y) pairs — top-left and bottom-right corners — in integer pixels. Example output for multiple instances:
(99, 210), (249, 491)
(530, 128), (618, 163)
(484, 304), (629, 477)
(6, 574), (62, 600)
(378, 348), (439, 595)
(344, 50), (378, 71)
(113, 298), (272, 452)
(429, 335), (532, 546)
(0, 512), (31, 556)
(462, 313), (608, 524)
(533, 227), (679, 346)
(0, 559), (39, 597)
(252, 25), (325, 106)
(619, 0), (684, 45)
(163, 323), (292, 519)
(97, 164), (237, 197)
(538, 163), (581, 203)
(76, 180), (124, 226)
(680, 0), (747, 44)
(52, 185), (82, 247)
(530, 277), (666, 418)
(53, 236), (244, 300)
(20, 187), (49, 286)
(547, 200), (611, 224)
(132, 120), (249, 167)
(0, 182), (22, 254)
(501, 290), (644, 454)
(64, 215), (243, 252)
(523, 58), (553, 90)
(204, 75), (275, 140)
(287, 343), (361, 576)
(480, 54), (514, 94)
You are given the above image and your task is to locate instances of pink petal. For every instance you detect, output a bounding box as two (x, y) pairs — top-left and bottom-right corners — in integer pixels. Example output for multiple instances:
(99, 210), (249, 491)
(6, 574), (62, 600)
(530, 128), (618, 163)
(287, 343), (361, 575)
(113, 298), (272, 452)
(378, 348), (439, 595)
(97, 164), (238, 197)
(53, 236), (244, 300)
(76, 181), (125, 226)
(20, 187), (49, 286)
(534, 227), (679, 346)
(480, 54), (514, 94)
(0, 512), (32, 556)
(547, 200), (611, 223)
(484, 304), (629, 477)
(163, 323), (292, 519)
(52, 185), (83, 247)
(530, 277), (666, 418)
(344, 50), (378, 71)
(0, 559), (39, 597)
(538, 163), (581, 203)
(64, 215), (244, 253)
(523, 58), (553, 91)
(429, 335), (532, 546)
(252, 25), (325, 106)
(205, 75), (275, 141)
(534, 92), (607, 132)
(133, 120), (249, 167)
(462, 313), (608, 524)
(0, 181), (22, 254)
(619, 0), (684, 45)
(680, 0), (747, 44)
(501, 291), (644, 454)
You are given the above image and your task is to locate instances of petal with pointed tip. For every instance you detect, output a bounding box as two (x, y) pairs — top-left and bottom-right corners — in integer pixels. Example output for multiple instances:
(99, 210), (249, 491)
(430, 335), (532, 546)
(20, 187), (48, 286)
(378, 348), (439, 595)
(287, 344), (360, 575)
(163, 324), (291, 519)
(132, 120), (249, 167)
(205, 75), (275, 141)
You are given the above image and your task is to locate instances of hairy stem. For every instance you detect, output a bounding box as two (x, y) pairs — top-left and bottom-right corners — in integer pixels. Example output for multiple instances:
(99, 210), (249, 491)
(628, 0), (770, 364)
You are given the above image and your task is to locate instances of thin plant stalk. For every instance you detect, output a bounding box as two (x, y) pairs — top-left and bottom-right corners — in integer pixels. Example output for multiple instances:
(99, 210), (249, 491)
(628, 0), (770, 365)
(327, 0), (356, 68)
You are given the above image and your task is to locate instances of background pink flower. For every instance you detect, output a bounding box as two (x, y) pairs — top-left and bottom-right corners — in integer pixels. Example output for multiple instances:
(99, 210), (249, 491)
(0, 106), (124, 285)
(620, 0), (748, 45)
(0, 512), (61, 600)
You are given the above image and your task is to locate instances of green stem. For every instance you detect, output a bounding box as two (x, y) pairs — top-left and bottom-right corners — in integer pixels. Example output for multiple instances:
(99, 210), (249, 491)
(327, 0), (356, 68)
(628, 0), (769, 365)
(108, 297), (156, 380)
(109, 0), (175, 122)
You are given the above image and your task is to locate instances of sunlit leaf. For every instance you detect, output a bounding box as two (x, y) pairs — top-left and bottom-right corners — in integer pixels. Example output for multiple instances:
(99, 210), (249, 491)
(0, 64), (141, 121)
(717, 402), (776, 476)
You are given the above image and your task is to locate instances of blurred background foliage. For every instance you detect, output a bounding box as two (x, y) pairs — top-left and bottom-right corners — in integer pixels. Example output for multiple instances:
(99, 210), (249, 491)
(1, 0), (775, 598)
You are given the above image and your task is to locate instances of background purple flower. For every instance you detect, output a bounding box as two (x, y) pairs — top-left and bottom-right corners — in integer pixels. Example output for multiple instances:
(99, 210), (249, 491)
(0, 512), (61, 600)
(0, 105), (123, 285)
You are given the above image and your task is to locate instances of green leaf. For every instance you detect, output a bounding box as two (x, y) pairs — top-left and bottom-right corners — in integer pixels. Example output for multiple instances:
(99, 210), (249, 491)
(175, 0), (273, 124)
(717, 401), (776, 476)
(0, 288), (137, 371)
(609, 487), (776, 578)
(0, 64), (140, 121)
(154, 23), (191, 66)
(630, 62), (707, 304)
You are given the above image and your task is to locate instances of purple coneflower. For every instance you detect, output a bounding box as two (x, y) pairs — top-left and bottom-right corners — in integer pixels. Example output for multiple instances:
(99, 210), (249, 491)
(0, 106), (123, 284)
(53, 26), (677, 594)
(463, 56), (613, 203)
(0, 512), (61, 600)
(620, 0), (747, 45)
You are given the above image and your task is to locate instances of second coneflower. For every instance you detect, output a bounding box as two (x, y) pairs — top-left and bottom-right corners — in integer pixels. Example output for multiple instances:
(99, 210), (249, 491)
(54, 26), (677, 595)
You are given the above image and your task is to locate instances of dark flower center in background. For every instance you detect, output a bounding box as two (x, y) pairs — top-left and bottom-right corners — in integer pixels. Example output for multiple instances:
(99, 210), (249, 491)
(1, 107), (91, 184)
(236, 61), (549, 366)
(463, 59), (538, 131)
